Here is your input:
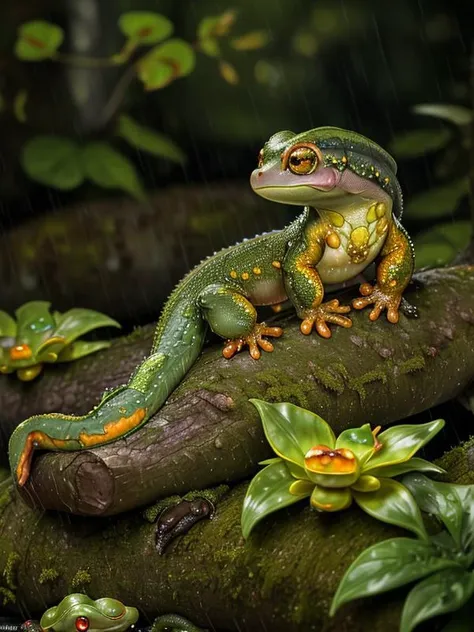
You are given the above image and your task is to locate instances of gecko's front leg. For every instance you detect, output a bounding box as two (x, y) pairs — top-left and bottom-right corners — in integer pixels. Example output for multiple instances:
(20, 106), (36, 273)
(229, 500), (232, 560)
(284, 220), (352, 338)
(352, 218), (417, 323)
(198, 284), (283, 359)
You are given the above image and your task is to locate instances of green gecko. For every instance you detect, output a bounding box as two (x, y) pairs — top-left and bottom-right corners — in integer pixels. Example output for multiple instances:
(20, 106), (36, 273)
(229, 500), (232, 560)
(9, 127), (416, 488)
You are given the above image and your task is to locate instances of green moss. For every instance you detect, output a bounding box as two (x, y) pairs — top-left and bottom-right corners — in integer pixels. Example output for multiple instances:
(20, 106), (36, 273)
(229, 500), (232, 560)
(349, 366), (388, 400)
(3, 552), (20, 590)
(309, 362), (346, 394)
(0, 487), (13, 516)
(39, 568), (60, 584)
(436, 437), (474, 485)
(255, 369), (312, 407)
(0, 587), (15, 606)
(183, 484), (229, 506)
(399, 356), (426, 374)
(71, 569), (91, 591)
(143, 495), (182, 523)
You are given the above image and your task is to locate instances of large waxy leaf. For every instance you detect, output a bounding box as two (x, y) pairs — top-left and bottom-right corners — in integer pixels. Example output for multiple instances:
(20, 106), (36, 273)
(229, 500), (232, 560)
(353, 478), (428, 540)
(15, 301), (56, 347)
(454, 486), (474, 556)
(363, 419), (445, 473)
(82, 142), (145, 200)
(241, 460), (309, 538)
(117, 115), (185, 163)
(400, 568), (474, 632)
(249, 399), (336, 467)
(52, 308), (120, 343)
(21, 136), (83, 190)
(15, 21), (64, 61)
(403, 474), (472, 550)
(367, 456), (445, 479)
(56, 340), (112, 362)
(335, 424), (376, 463)
(118, 11), (173, 44)
(330, 537), (463, 616)
(0, 312), (17, 338)
(389, 128), (451, 159)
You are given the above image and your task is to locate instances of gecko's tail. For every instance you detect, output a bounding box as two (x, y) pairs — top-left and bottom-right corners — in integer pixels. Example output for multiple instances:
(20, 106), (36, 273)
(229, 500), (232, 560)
(8, 302), (207, 487)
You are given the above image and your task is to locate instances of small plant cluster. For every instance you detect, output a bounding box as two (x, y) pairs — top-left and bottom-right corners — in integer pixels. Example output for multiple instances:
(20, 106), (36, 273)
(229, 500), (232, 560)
(0, 301), (120, 381)
(242, 399), (474, 631)
(6, 10), (269, 199)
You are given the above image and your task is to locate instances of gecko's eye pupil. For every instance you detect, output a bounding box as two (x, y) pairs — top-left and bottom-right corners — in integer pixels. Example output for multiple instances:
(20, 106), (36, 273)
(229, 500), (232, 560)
(75, 617), (89, 632)
(287, 146), (318, 175)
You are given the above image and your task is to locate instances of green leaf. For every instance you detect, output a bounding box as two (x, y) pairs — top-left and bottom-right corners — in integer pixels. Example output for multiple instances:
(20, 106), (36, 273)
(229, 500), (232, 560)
(414, 221), (472, 269)
(249, 399), (336, 468)
(199, 37), (220, 57)
(389, 128), (451, 158)
(118, 11), (173, 44)
(137, 39), (195, 91)
(13, 89), (28, 123)
(400, 568), (474, 632)
(219, 60), (239, 85)
(367, 456), (446, 479)
(353, 478), (429, 539)
(363, 419), (445, 473)
(230, 31), (270, 51)
(197, 11), (236, 39)
(117, 115), (185, 163)
(21, 136), (83, 190)
(241, 461), (309, 538)
(15, 301), (56, 348)
(413, 103), (474, 127)
(330, 536), (462, 616)
(15, 20), (64, 61)
(454, 486), (474, 554)
(51, 308), (120, 343)
(403, 474), (471, 550)
(82, 142), (145, 200)
(0, 312), (17, 338)
(56, 340), (112, 362)
(335, 424), (376, 463)
(405, 179), (469, 220)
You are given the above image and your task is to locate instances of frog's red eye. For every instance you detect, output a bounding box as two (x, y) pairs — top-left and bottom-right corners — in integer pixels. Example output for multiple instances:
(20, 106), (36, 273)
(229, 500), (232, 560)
(75, 617), (89, 632)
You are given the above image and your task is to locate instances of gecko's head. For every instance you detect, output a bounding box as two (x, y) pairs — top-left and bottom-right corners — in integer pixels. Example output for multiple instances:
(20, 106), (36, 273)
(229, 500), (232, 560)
(250, 127), (397, 208)
(250, 129), (344, 207)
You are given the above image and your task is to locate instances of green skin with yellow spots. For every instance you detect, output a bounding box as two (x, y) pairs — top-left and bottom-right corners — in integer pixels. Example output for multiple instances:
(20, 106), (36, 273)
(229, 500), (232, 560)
(8, 127), (415, 494)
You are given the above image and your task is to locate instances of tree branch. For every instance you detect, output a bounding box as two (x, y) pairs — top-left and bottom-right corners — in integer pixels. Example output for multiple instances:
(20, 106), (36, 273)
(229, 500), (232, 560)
(1, 439), (473, 631)
(1, 264), (471, 516)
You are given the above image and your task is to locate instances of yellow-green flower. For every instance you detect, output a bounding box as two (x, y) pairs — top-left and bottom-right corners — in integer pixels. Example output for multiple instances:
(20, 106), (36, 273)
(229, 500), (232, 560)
(241, 400), (445, 538)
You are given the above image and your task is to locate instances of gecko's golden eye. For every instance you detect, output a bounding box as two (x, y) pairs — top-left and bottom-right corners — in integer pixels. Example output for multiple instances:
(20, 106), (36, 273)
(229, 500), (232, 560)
(282, 142), (322, 175)
(257, 148), (264, 168)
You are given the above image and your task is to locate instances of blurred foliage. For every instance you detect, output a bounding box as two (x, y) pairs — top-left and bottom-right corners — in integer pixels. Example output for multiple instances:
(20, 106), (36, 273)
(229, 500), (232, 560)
(0, 0), (470, 283)
(2, 7), (269, 200)
(389, 103), (473, 269)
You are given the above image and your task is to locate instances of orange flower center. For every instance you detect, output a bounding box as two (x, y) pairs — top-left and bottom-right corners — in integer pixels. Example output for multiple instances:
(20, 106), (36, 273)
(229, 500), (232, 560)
(9, 344), (32, 361)
(304, 445), (357, 474)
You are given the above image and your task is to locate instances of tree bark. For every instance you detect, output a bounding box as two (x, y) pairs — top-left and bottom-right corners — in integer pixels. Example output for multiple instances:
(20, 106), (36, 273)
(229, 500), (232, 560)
(1, 440), (473, 632)
(2, 263), (472, 516)
(0, 183), (288, 326)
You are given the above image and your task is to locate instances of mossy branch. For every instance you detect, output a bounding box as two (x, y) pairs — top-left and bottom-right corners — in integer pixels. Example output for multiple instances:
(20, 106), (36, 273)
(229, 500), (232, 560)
(2, 264), (472, 516)
(1, 439), (474, 631)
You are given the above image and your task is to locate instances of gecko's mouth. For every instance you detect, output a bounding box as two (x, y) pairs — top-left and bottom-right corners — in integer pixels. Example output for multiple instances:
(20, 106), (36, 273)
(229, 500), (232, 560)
(250, 166), (341, 205)
(251, 184), (328, 205)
